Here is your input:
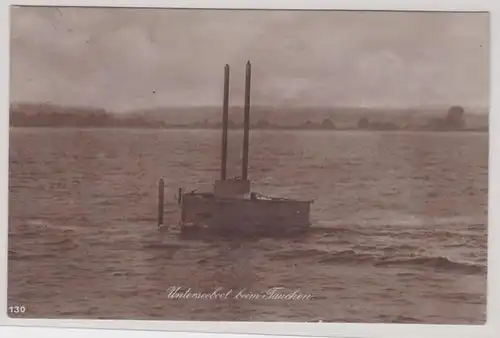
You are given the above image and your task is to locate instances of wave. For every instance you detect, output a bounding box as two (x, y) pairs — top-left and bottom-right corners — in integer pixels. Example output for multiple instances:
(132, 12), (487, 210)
(318, 249), (377, 264)
(309, 226), (363, 236)
(269, 248), (486, 274)
(268, 248), (327, 260)
(141, 243), (185, 251)
(376, 314), (420, 323)
(315, 214), (486, 229)
(42, 237), (75, 245)
(374, 256), (486, 274)
(8, 249), (59, 260)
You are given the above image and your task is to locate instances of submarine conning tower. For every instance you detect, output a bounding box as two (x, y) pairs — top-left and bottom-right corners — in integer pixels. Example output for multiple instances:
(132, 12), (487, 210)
(213, 61), (252, 199)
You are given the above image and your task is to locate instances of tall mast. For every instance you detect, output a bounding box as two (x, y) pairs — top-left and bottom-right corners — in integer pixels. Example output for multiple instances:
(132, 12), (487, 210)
(242, 61), (251, 180)
(220, 64), (230, 180)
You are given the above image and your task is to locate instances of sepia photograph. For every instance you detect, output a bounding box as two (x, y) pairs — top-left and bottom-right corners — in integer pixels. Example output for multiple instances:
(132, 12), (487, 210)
(7, 6), (489, 324)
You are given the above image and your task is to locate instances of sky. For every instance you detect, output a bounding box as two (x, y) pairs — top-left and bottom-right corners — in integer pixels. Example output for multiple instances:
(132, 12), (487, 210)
(10, 7), (489, 112)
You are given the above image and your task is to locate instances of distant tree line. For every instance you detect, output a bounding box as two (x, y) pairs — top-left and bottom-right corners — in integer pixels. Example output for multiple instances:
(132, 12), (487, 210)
(213, 118), (336, 130)
(423, 105), (466, 131)
(9, 104), (164, 128)
(357, 105), (470, 131)
(9, 103), (484, 132)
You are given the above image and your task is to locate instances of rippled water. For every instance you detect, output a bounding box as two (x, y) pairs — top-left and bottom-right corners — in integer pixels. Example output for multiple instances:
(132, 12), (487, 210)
(8, 128), (488, 323)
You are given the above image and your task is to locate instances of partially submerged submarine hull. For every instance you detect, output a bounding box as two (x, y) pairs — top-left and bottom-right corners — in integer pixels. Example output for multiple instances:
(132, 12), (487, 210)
(180, 191), (312, 236)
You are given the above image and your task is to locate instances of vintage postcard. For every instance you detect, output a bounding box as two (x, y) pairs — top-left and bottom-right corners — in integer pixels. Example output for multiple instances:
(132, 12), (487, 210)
(5, 4), (489, 330)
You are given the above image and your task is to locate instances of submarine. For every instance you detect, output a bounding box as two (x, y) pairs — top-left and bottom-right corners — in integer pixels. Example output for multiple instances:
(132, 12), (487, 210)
(158, 61), (313, 237)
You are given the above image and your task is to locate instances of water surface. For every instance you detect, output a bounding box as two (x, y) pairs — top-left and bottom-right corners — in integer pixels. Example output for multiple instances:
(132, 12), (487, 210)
(8, 128), (488, 323)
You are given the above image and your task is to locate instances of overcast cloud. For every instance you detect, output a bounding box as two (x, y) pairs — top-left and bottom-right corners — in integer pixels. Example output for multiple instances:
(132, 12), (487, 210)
(10, 7), (489, 111)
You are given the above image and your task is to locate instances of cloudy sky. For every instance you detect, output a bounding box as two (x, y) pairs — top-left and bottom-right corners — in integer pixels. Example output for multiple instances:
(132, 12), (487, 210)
(10, 7), (489, 112)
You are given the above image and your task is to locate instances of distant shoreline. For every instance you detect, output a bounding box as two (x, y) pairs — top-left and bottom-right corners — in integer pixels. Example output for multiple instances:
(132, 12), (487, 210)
(9, 103), (489, 133)
(8, 125), (489, 133)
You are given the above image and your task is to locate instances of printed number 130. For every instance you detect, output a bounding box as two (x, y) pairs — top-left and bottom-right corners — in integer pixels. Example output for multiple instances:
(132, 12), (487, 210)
(8, 305), (26, 314)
